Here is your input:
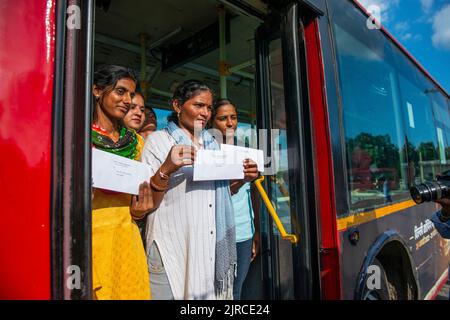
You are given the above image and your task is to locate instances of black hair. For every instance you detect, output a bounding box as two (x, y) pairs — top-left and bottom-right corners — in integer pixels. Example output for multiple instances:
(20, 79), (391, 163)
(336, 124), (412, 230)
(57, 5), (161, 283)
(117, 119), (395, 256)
(133, 91), (145, 101)
(146, 106), (156, 118)
(93, 64), (137, 91)
(141, 106), (157, 128)
(212, 98), (235, 118)
(167, 79), (214, 124)
(93, 64), (138, 120)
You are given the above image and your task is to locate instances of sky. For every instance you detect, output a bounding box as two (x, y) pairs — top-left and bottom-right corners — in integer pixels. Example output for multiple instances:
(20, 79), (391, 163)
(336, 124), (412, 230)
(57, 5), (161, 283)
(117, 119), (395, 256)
(358, 0), (450, 94)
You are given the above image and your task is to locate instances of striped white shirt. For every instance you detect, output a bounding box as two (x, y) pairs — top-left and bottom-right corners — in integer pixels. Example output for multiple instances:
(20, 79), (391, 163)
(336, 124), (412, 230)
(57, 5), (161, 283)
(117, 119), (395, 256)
(141, 130), (217, 300)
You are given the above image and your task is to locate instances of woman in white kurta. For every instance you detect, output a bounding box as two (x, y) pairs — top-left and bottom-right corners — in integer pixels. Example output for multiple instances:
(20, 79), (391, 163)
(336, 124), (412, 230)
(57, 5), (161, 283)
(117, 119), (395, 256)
(142, 129), (217, 299)
(141, 80), (259, 300)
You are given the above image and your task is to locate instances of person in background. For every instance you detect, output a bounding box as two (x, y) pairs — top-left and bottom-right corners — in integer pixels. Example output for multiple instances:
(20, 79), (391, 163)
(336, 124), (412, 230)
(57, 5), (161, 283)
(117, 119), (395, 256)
(123, 92), (149, 242)
(141, 80), (259, 300)
(123, 91), (146, 131)
(211, 98), (260, 300)
(91, 64), (152, 299)
(139, 107), (158, 139)
(432, 196), (450, 300)
(377, 175), (392, 204)
(431, 199), (450, 239)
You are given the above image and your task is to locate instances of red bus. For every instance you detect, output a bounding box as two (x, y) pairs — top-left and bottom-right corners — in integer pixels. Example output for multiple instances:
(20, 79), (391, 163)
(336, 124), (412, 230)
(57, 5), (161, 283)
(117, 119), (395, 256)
(1, 0), (449, 299)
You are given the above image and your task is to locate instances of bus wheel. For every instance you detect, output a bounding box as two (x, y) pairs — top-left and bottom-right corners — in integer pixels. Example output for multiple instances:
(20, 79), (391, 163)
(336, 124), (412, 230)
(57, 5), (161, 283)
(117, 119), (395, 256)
(362, 258), (396, 300)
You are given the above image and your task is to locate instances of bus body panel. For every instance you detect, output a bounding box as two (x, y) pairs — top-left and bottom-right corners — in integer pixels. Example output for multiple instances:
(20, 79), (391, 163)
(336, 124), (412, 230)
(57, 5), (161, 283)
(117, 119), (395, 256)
(0, 0), (55, 299)
(0, 0), (448, 300)
(316, 0), (450, 299)
(338, 202), (449, 299)
(304, 16), (342, 299)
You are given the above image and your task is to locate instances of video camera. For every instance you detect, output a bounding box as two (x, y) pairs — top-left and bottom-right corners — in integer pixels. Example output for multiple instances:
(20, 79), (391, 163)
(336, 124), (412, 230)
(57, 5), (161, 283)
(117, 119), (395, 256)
(410, 173), (450, 204)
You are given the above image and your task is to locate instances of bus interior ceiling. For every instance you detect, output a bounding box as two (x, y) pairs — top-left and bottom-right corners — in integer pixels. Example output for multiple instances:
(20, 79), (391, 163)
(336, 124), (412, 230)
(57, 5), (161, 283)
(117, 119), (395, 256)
(94, 0), (262, 125)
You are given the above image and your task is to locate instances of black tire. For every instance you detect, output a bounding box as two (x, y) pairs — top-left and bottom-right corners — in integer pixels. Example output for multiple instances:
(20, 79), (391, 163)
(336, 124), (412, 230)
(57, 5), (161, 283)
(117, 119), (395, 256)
(362, 258), (396, 300)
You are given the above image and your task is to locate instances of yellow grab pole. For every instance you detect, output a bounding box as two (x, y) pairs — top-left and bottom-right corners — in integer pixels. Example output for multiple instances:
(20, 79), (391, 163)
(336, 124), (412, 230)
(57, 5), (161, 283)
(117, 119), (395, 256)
(254, 176), (298, 244)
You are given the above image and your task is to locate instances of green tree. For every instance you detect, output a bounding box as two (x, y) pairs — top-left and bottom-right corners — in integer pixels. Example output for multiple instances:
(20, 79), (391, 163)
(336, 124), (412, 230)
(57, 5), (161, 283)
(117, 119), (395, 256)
(347, 133), (400, 172)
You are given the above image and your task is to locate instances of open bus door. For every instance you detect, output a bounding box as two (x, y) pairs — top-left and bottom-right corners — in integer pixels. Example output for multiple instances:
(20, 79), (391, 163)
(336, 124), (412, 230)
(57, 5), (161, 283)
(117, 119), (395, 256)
(251, 1), (323, 299)
(53, 0), (326, 300)
(52, 0), (95, 299)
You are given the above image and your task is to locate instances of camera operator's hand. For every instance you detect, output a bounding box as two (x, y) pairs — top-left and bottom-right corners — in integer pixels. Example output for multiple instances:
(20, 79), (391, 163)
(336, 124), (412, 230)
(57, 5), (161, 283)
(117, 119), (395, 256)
(434, 198), (450, 220)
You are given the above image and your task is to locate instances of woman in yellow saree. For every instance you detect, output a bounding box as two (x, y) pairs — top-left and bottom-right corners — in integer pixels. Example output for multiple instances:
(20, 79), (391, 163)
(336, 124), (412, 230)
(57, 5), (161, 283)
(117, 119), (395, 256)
(91, 65), (151, 300)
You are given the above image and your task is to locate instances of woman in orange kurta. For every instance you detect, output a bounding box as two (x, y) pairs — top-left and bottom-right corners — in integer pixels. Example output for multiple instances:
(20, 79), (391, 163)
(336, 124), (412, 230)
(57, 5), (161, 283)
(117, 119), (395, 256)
(91, 65), (151, 300)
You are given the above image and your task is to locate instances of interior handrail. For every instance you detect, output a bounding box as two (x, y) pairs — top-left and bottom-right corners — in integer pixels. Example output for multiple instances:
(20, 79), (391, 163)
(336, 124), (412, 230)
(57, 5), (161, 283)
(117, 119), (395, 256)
(253, 176), (298, 244)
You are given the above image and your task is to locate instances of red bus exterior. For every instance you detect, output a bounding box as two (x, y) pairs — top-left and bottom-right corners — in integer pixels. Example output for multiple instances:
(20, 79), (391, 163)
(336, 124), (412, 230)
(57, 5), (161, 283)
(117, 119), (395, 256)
(305, 18), (342, 299)
(0, 0), (55, 299)
(1, 0), (448, 300)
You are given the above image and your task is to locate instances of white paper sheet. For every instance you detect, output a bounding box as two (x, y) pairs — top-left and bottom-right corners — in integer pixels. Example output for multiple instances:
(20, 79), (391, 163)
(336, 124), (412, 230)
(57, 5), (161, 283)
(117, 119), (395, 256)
(92, 148), (152, 195)
(193, 145), (264, 181)
(193, 149), (244, 181)
(220, 144), (264, 172)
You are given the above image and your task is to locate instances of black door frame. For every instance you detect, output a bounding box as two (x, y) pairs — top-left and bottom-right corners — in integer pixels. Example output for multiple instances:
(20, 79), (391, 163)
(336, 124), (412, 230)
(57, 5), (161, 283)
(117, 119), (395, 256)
(51, 0), (94, 300)
(51, 0), (322, 300)
(255, 2), (322, 299)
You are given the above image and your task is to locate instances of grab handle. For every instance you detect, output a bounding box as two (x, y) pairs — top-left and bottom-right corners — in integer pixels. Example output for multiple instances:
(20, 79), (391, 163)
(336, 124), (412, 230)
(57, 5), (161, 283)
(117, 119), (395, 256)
(253, 176), (298, 244)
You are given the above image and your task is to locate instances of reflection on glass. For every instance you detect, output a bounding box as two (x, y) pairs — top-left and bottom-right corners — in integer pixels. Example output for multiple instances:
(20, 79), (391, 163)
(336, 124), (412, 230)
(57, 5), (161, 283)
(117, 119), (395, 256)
(268, 38), (291, 234)
(267, 37), (294, 299)
(236, 122), (258, 149)
(430, 93), (450, 172)
(333, 23), (409, 212)
(399, 77), (441, 186)
(332, 14), (449, 214)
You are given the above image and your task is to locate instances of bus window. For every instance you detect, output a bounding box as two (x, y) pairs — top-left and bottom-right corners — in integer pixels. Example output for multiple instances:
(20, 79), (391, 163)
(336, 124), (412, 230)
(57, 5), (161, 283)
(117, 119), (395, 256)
(398, 75), (441, 185)
(236, 121), (257, 148)
(331, 22), (409, 213)
(429, 93), (450, 173)
(447, 97), (450, 165)
(264, 36), (295, 299)
(268, 39), (291, 234)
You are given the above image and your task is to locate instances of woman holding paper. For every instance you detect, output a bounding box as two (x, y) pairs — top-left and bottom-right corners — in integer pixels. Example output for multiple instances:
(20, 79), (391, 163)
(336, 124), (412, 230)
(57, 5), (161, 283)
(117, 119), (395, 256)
(91, 65), (151, 300)
(141, 80), (259, 300)
(211, 98), (261, 300)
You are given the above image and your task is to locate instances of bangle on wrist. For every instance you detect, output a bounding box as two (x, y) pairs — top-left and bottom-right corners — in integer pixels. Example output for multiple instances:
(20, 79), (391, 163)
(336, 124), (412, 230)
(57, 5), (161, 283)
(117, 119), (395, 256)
(159, 168), (170, 180)
(150, 175), (168, 192)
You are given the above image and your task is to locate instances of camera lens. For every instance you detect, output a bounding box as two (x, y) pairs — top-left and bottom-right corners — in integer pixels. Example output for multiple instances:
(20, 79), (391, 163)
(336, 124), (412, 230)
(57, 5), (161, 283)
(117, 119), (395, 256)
(410, 181), (442, 204)
(410, 184), (428, 204)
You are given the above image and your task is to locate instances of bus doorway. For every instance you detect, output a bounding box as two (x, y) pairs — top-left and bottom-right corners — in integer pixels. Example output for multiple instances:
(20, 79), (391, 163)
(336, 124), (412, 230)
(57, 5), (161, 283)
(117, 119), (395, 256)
(91, 0), (320, 300)
(251, 3), (323, 299)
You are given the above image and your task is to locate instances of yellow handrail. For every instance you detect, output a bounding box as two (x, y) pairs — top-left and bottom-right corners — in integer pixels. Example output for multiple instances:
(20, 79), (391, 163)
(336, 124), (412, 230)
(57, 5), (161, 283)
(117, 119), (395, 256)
(253, 176), (298, 244)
